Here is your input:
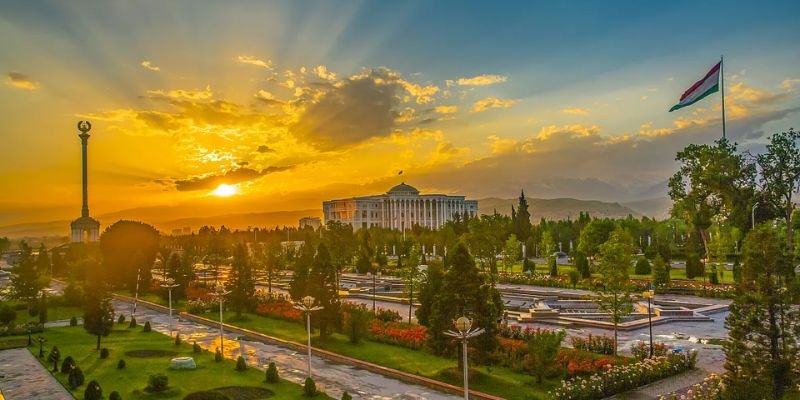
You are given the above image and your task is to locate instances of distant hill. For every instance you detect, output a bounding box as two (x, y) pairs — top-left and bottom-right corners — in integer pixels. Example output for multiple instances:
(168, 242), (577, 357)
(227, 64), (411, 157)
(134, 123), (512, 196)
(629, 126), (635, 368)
(478, 197), (639, 221)
(622, 196), (672, 219)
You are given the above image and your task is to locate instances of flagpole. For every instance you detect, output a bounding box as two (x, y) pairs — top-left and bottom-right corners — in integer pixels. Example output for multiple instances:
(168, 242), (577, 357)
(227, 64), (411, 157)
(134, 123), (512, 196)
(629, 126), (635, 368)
(720, 55), (726, 140)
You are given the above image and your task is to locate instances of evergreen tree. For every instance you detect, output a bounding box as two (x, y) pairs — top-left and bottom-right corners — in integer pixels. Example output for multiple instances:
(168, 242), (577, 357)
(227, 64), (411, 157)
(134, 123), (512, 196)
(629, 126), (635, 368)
(11, 241), (43, 312)
(502, 234), (521, 273)
(527, 329), (566, 384)
(594, 226), (634, 356)
(308, 243), (341, 339)
(425, 243), (503, 362)
(289, 243), (314, 300)
(36, 244), (51, 275)
(51, 250), (67, 276)
(634, 257), (651, 275)
(549, 256), (558, 277)
(415, 261), (444, 326)
(574, 251), (590, 279)
(83, 279), (114, 350)
(227, 243), (255, 317)
(513, 190), (532, 242)
(723, 226), (799, 399)
(652, 255), (671, 288)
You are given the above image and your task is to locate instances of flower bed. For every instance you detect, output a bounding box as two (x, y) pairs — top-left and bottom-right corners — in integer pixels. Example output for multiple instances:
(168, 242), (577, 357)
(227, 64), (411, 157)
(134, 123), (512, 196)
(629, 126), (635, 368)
(367, 320), (426, 350)
(658, 373), (725, 400)
(254, 300), (303, 322)
(570, 334), (614, 355)
(630, 341), (670, 360)
(550, 351), (698, 400)
(556, 348), (616, 377)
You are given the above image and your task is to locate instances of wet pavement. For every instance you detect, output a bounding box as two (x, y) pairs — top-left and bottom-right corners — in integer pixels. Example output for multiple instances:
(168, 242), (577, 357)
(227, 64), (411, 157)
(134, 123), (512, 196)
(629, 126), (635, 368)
(115, 299), (458, 400)
(0, 348), (73, 400)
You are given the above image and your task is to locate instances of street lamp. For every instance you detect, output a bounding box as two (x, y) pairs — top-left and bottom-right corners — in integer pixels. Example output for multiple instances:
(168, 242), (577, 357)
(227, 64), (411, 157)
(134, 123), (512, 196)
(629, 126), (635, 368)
(367, 270), (382, 313)
(642, 289), (655, 358)
(751, 201), (759, 229)
(444, 317), (485, 400)
(160, 278), (180, 337)
(210, 285), (231, 352)
(293, 296), (323, 379)
(36, 336), (47, 358)
(131, 267), (141, 320)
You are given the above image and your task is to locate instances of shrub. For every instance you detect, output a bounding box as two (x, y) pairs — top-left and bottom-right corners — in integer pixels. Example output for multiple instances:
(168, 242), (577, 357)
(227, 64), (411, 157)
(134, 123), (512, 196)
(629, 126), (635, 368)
(0, 304), (16, 325)
(143, 321), (151, 332)
(128, 316), (137, 328)
(117, 359), (126, 369)
(570, 334), (615, 355)
(70, 316), (78, 327)
(265, 362), (279, 383)
(303, 377), (316, 397)
(634, 257), (651, 275)
(63, 282), (84, 306)
(214, 347), (223, 362)
(174, 334), (182, 346)
(109, 391), (122, 400)
(367, 321), (426, 349)
(100, 348), (110, 359)
(255, 300), (303, 322)
(343, 304), (371, 344)
(631, 341), (670, 360)
(193, 341), (201, 353)
(375, 308), (402, 323)
(84, 380), (102, 400)
(235, 356), (246, 371)
(117, 314), (126, 324)
(61, 356), (76, 373)
(68, 366), (85, 389)
(146, 373), (168, 392)
(341, 392), (352, 400)
(187, 299), (212, 314)
(567, 270), (580, 288)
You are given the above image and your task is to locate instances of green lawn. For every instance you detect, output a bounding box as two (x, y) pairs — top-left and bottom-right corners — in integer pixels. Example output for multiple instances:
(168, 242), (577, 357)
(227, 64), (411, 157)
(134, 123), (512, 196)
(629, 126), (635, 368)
(201, 311), (558, 400)
(30, 325), (329, 400)
(6, 301), (84, 325)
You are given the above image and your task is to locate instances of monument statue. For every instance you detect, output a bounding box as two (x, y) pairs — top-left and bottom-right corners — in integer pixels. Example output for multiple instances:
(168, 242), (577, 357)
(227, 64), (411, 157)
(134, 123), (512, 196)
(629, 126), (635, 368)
(70, 120), (100, 242)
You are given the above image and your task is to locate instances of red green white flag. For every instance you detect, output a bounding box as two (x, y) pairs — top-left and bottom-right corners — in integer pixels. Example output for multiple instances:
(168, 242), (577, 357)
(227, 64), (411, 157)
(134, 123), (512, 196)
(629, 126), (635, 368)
(669, 61), (721, 112)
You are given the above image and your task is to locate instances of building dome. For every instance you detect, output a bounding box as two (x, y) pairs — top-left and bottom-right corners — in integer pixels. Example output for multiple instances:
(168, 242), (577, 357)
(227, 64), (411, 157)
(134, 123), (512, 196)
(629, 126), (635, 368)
(387, 182), (420, 195)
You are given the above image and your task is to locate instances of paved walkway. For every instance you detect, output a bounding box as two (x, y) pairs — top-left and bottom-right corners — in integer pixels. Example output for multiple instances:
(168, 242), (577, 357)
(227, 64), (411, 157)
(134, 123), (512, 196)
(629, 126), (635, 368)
(0, 348), (72, 400)
(608, 369), (711, 399)
(116, 299), (458, 400)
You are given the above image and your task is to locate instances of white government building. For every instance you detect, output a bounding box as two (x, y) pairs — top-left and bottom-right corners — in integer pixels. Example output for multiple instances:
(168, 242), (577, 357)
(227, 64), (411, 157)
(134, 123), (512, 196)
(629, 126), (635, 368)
(323, 183), (478, 230)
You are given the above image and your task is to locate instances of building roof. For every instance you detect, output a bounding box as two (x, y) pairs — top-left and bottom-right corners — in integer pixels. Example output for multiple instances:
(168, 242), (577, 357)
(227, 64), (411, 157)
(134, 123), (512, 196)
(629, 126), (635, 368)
(386, 182), (419, 195)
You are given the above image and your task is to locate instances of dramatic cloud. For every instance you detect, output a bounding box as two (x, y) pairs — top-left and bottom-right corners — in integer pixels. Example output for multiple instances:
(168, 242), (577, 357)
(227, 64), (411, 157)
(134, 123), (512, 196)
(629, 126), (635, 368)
(291, 69), (402, 150)
(433, 105), (458, 114)
(6, 72), (40, 90)
(236, 55), (273, 69)
(472, 97), (516, 113)
(447, 74), (507, 86)
(173, 165), (293, 191)
(256, 145), (275, 153)
(311, 65), (337, 81)
(146, 85), (213, 100)
(140, 60), (161, 72)
(561, 107), (589, 116)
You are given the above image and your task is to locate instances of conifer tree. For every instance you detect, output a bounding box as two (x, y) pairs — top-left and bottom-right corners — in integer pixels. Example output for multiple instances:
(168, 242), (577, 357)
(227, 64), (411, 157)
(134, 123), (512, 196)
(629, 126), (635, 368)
(227, 243), (255, 317)
(309, 243), (341, 339)
(652, 255), (670, 288)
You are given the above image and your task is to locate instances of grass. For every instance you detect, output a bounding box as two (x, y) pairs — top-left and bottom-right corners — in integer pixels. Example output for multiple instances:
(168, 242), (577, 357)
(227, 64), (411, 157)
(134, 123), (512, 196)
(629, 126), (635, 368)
(5, 301), (84, 325)
(201, 311), (558, 400)
(29, 325), (329, 400)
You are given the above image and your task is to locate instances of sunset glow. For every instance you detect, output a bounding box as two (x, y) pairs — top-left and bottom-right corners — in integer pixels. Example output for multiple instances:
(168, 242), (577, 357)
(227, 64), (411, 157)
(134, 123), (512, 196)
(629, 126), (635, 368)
(210, 184), (238, 198)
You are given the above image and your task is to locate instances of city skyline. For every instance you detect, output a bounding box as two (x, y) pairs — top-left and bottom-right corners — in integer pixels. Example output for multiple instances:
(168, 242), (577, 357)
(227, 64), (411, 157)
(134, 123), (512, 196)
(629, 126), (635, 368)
(2, 1), (800, 228)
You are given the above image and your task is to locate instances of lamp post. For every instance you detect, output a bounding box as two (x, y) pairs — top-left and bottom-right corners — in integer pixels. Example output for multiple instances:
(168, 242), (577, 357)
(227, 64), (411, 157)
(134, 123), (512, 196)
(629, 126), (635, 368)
(444, 317), (485, 400)
(642, 289), (655, 358)
(131, 267), (141, 320)
(210, 285), (231, 352)
(160, 278), (180, 337)
(367, 270), (382, 313)
(37, 336), (47, 358)
(293, 296), (323, 379)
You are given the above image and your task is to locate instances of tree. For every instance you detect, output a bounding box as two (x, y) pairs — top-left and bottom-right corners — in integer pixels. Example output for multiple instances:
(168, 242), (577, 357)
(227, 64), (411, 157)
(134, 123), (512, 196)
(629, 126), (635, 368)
(47, 346), (61, 372)
(11, 241), (44, 312)
(549, 256), (558, 277)
(51, 250), (67, 276)
(84, 380), (102, 400)
(594, 226), (634, 356)
(308, 243), (341, 339)
(685, 251), (704, 280)
(758, 128), (800, 254)
(669, 139), (756, 259)
(36, 244), (51, 276)
(425, 243), (503, 363)
(577, 219), (615, 259)
(634, 257), (651, 275)
(227, 243), (255, 317)
(467, 214), (509, 273)
(415, 261), (444, 326)
(723, 225), (799, 399)
(263, 241), (283, 298)
(567, 270), (580, 288)
(323, 221), (357, 275)
(402, 244), (422, 324)
(527, 329), (566, 384)
(539, 230), (557, 271)
(99, 221), (160, 289)
(289, 243), (314, 300)
(652, 255), (670, 288)
(343, 304), (371, 344)
(83, 280), (114, 350)
(502, 234), (521, 273)
(513, 190), (533, 242)
(574, 251), (590, 279)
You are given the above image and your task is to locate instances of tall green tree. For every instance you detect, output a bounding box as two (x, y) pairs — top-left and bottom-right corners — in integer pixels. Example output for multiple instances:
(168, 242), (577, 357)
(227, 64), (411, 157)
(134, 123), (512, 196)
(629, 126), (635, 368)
(652, 255), (670, 288)
(723, 225), (799, 399)
(83, 279), (114, 350)
(577, 219), (615, 259)
(415, 261), (444, 327)
(308, 243), (341, 339)
(467, 213), (510, 273)
(574, 250), (590, 279)
(99, 221), (160, 289)
(425, 243), (503, 363)
(527, 329), (566, 384)
(227, 243), (255, 317)
(594, 226), (634, 355)
(757, 128), (800, 254)
(513, 190), (532, 242)
(669, 139), (756, 259)
(402, 245), (422, 324)
(11, 241), (44, 312)
(36, 244), (51, 276)
(502, 234), (521, 273)
(289, 243), (314, 300)
(539, 230), (557, 269)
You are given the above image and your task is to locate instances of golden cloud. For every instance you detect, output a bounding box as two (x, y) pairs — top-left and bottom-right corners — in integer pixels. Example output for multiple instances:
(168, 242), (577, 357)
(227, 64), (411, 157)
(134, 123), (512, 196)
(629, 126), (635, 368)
(472, 97), (516, 113)
(638, 122), (673, 138)
(140, 60), (161, 72)
(6, 72), (40, 90)
(236, 55), (273, 69)
(449, 74), (507, 86)
(312, 65), (337, 81)
(146, 85), (214, 100)
(780, 78), (800, 90)
(487, 135), (519, 154)
(433, 105), (458, 114)
(536, 124), (600, 141)
(561, 107), (589, 116)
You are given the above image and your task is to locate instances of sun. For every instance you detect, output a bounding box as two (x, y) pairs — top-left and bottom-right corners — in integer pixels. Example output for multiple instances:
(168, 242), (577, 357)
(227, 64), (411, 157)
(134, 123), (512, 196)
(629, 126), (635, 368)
(210, 183), (238, 197)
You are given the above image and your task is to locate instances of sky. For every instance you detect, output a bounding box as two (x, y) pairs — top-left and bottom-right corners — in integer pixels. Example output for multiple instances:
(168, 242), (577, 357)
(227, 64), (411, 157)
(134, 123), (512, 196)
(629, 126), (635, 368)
(1, 0), (799, 226)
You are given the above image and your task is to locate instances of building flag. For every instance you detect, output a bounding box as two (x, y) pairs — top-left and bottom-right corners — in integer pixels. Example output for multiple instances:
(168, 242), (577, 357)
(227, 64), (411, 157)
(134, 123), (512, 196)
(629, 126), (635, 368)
(669, 57), (727, 138)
